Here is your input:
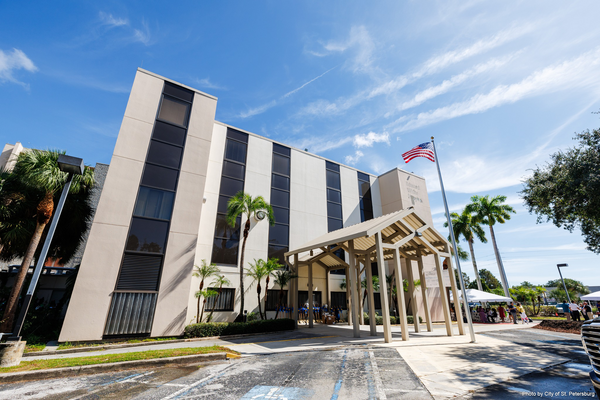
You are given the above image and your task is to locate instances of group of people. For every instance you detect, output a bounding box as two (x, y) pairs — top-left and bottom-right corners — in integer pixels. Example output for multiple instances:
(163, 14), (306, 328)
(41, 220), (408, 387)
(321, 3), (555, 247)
(472, 302), (530, 324)
(567, 301), (594, 321)
(298, 303), (344, 324)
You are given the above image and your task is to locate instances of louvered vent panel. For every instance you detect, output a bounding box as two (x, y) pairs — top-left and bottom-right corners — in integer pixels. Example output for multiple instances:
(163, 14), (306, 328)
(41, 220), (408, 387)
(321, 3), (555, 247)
(104, 292), (157, 335)
(116, 254), (162, 291)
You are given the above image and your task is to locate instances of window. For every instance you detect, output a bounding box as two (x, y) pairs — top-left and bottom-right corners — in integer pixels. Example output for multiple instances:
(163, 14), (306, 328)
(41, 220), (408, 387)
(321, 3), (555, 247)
(328, 218), (343, 232)
(358, 172), (374, 222)
(272, 154), (290, 175)
(222, 161), (245, 180)
(327, 202), (343, 220)
(116, 254), (162, 291)
(374, 293), (382, 310)
(298, 291), (322, 307)
(265, 289), (287, 311)
(163, 82), (194, 102)
(371, 262), (379, 276)
(214, 215), (240, 240)
(268, 144), (291, 265)
(269, 224), (289, 246)
(211, 238), (239, 265)
(158, 96), (189, 127)
(147, 140), (183, 169)
(126, 217), (169, 254)
(331, 292), (347, 309)
(271, 174), (289, 190)
(225, 140), (247, 164)
(141, 164), (178, 191)
(270, 188), (289, 208)
(268, 245), (288, 265)
(152, 121), (186, 146)
(326, 170), (341, 190)
(219, 176), (244, 197)
(134, 187), (175, 220)
(205, 288), (235, 311)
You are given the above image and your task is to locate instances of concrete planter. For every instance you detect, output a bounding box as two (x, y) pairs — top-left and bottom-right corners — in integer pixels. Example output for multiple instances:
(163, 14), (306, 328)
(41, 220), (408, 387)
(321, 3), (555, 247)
(0, 341), (26, 367)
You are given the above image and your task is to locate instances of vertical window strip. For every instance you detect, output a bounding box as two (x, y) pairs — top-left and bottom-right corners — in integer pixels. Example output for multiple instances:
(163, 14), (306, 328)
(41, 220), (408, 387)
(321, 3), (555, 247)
(268, 145), (291, 263)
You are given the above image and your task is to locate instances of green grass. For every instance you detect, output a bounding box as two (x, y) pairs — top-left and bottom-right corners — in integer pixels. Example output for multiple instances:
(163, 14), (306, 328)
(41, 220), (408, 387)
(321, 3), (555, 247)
(24, 344), (46, 353)
(57, 337), (179, 350)
(0, 346), (236, 374)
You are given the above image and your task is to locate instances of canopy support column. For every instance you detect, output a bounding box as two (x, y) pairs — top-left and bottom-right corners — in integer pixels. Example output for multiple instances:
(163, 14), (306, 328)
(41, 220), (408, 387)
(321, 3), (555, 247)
(375, 233), (392, 343)
(365, 257), (377, 336)
(348, 241), (360, 338)
(446, 256), (465, 335)
(357, 258), (364, 325)
(393, 249), (409, 341)
(434, 253), (453, 336)
(293, 254), (299, 329)
(405, 259), (420, 333)
(416, 249), (433, 332)
(345, 267), (352, 325)
(325, 269), (330, 308)
(308, 262), (314, 328)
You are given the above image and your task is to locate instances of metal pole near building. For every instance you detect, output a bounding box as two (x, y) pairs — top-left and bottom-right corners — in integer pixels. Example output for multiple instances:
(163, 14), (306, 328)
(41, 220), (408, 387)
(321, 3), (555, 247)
(557, 263), (572, 304)
(431, 137), (477, 343)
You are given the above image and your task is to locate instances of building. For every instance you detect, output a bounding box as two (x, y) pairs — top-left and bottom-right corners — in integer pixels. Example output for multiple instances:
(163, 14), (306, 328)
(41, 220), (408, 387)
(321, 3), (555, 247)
(59, 69), (452, 342)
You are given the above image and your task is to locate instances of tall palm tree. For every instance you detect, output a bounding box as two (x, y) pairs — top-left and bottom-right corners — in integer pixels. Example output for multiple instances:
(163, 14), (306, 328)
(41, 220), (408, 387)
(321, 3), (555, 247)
(262, 258), (283, 317)
(0, 150), (94, 332)
(226, 192), (274, 320)
(466, 195), (515, 298)
(272, 268), (298, 320)
(207, 275), (232, 322)
(361, 275), (380, 314)
(386, 274), (395, 317)
(444, 210), (487, 291)
(246, 259), (270, 320)
(192, 260), (219, 323)
(196, 289), (218, 323)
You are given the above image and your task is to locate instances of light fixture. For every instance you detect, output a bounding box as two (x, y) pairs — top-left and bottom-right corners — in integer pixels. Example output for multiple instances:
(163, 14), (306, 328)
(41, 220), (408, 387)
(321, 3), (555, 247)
(57, 154), (84, 175)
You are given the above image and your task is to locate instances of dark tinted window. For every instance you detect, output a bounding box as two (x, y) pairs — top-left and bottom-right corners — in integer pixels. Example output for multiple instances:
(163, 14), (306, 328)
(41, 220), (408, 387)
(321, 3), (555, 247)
(220, 176), (244, 197)
(163, 82), (194, 102)
(269, 224), (289, 246)
(273, 154), (290, 175)
(268, 245), (288, 265)
(152, 121), (186, 146)
(225, 140), (247, 163)
(271, 174), (289, 191)
(271, 188), (289, 208)
(147, 140), (183, 169)
(265, 289), (287, 311)
(226, 128), (248, 143)
(327, 189), (341, 203)
(359, 182), (371, 197)
(211, 238), (239, 265)
(327, 202), (343, 220)
(361, 208), (374, 222)
(298, 291), (322, 307)
(272, 206), (289, 225)
(328, 218), (343, 232)
(222, 161), (245, 180)
(158, 96), (189, 127)
(325, 161), (339, 172)
(205, 288), (235, 311)
(272, 143), (291, 157)
(134, 187), (175, 220)
(326, 170), (341, 190)
(331, 292), (347, 309)
(357, 172), (370, 182)
(371, 262), (379, 276)
(141, 164), (178, 191)
(214, 214), (241, 240)
(217, 195), (231, 214)
(126, 218), (169, 254)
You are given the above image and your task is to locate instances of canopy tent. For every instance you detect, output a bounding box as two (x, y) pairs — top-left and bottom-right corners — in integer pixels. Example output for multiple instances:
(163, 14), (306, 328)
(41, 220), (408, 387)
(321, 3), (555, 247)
(581, 291), (600, 301)
(285, 207), (471, 343)
(450, 288), (512, 303)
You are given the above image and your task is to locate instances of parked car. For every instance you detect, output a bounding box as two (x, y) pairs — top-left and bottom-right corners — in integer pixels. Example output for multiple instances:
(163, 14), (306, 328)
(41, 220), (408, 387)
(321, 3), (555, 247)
(581, 318), (600, 397)
(555, 303), (569, 314)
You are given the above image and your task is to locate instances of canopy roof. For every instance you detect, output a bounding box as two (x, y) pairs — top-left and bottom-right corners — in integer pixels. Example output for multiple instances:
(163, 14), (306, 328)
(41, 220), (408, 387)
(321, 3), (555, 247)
(582, 291), (600, 301)
(449, 288), (512, 303)
(285, 208), (451, 270)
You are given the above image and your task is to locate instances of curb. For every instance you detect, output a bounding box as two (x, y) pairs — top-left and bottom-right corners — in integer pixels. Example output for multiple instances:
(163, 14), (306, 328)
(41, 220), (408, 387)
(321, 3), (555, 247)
(0, 352), (227, 384)
(24, 329), (295, 358)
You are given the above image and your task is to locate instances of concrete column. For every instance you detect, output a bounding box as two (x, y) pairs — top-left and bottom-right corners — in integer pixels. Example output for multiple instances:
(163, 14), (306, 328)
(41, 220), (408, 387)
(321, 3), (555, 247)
(365, 257), (377, 336)
(375, 233), (392, 343)
(435, 254), (453, 337)
(405, 258), (420, 332)
(446, 256), (465, 335)
(325, 269), (330, 308)
(308, 263), (314, 328)
(348, 241), (360, 338)
(357, 259), (364, 325)
(345, 267), (352, 325)
(393, 249), (409, 341)
(416, 249), (433, 332)
(293, 254), (299, 328)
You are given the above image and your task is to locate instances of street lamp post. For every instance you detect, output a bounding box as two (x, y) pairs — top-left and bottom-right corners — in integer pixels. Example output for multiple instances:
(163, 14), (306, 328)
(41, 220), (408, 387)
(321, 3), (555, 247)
(557, 263), (571, 304)
(8, 154), (84, 341)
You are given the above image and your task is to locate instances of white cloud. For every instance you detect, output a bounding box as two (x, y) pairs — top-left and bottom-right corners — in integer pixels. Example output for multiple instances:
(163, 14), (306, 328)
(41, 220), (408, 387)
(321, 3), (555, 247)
(132, 20), (151, 45)
(194, 78), (226, 90)
(97, 12), (151, 46)
(345, 150), (364, 165)
(319, 26), (376, 74)
(353, 131), (390, 148)
(393, 47), (600, 133)
(99, 12), (128, 27)
(0, 48), (37, 87)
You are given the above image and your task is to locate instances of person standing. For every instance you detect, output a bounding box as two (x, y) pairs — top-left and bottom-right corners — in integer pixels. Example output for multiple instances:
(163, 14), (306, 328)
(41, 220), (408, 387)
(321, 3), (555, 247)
(583, 302), (593, 320)
(498, 305), (506, 322)
(516, 302), (528, 323)
(508, 302), (518, 324)
(569, 301), (581, 321)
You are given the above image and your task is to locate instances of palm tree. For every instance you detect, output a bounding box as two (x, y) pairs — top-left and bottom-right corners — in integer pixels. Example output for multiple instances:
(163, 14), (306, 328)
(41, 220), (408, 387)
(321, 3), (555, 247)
(444, 210), (487, 291)
(272, 268), (298, 319)
(0, 150), (94, 332)
(226, 192), (274, 320)
(196, 289), (218, 323)
(246, 259), (270, 320)
(262, 258), (283, 317)
(207, 275), (232, 323)
(361, 275), (380, 311)
(192, 260), (219, 323)
(386, 274), (396, 317)
(466, 195), (516, 298)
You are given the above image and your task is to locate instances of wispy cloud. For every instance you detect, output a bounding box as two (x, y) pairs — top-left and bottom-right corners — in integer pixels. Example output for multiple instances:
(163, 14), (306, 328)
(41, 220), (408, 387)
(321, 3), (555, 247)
(194, 78), (226, 90)
(319, 26), (376, 74)
(353, 131), (390, 148)
(0, 48), (37, 88)
(239, 66), (336, 118)
(95, 12), (152, 46)
(99, 12), (128, 27)
(132, 19), (151, 45)
(345, 150), (364, 165)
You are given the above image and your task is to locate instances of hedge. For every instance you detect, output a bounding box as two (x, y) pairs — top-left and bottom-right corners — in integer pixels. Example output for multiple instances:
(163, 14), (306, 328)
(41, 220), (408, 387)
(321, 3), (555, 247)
(184, 318), (295, 338)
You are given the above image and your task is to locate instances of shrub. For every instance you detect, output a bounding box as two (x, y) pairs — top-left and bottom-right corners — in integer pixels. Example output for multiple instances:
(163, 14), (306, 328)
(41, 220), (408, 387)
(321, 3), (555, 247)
(184, 318), (295, 338)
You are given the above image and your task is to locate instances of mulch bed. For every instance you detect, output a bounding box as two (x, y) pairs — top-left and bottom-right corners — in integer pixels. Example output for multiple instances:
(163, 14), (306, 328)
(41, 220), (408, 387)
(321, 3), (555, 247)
(532, 319), (584, 334)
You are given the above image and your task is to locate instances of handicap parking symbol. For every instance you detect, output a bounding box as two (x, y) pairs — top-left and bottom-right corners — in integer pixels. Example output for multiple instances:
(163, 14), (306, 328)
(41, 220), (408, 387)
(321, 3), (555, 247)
(241, 385), (314, 400)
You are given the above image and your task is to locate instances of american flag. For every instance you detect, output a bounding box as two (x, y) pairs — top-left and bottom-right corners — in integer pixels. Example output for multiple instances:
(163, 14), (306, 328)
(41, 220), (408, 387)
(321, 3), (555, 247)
(402, 142), (435, 163)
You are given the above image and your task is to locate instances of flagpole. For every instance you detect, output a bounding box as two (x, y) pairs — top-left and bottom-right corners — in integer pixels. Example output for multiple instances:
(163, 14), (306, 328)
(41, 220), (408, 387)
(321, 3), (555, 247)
(431, 136), (477, 343)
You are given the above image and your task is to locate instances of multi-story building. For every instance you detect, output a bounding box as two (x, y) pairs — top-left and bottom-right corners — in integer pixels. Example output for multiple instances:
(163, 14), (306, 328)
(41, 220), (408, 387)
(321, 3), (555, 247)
(59, 69), (451, 342)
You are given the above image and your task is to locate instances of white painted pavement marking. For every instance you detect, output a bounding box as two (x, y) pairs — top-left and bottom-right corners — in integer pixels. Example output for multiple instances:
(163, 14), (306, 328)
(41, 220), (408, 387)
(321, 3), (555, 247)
(369, 351), (387, 400)
(162, 364), (234, 400)
(118, 370), (155, 383)
(240, 385), (314, 399)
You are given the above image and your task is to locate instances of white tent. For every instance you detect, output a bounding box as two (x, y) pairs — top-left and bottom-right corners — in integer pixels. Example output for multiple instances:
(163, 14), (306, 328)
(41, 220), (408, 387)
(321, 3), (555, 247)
(450, 288), (512, 303)
(581, 291), (600, 301)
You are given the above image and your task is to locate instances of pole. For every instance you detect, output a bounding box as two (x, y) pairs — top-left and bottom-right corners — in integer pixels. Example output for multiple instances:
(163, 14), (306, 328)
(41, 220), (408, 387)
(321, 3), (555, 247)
(9, 175), (73, 340)
(431, 137), (476, 343)
(557, 265), (571, 304)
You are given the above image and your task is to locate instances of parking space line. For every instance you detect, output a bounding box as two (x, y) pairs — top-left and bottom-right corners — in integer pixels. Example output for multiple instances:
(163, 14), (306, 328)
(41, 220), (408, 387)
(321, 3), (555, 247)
(369, 351), (387, 400)
(226, 335), (339, 347)
(330, 349), (348, 400)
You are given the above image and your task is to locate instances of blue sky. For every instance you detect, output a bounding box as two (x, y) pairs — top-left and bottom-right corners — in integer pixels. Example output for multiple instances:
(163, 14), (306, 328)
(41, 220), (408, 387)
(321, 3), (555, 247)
(2, 1), (600, 287)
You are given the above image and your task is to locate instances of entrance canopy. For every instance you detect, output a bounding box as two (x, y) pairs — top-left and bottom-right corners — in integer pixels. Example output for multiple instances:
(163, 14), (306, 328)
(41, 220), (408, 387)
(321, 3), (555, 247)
(450, 288), (512, 303)
(582, 291), (600, 301)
